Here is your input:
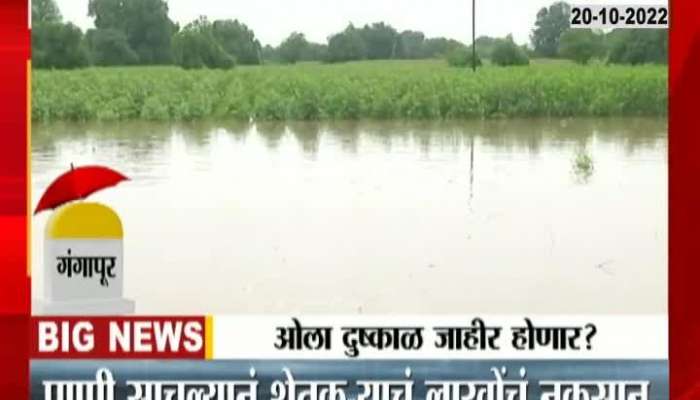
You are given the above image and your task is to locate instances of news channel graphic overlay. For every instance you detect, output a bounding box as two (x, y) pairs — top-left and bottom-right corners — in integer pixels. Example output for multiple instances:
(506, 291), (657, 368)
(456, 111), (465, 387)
(570, 5), (668, 28)
(36, 202), (134, 315)
(31, 360), (666, 400)
(29, 316), (667, 399)
(30, 316), (666, 399)
(31, 316), (665, 360)
(33, 165), (133, 315)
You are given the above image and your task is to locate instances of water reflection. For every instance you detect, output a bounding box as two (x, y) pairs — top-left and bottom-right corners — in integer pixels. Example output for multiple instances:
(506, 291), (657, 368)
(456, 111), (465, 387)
(288, 122), (322, 157)
(256, 122), (287, 149)
(31, 118), (667, 314)
(33, 118), (666, 161)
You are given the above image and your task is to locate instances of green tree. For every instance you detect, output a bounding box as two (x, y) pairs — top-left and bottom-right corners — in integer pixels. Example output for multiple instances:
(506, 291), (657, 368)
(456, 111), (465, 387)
(172, 17), (234, 69)
(531, 1), (571, 57)
(32, 0), (62, 24)
(278, 32), (309, 64)
(446, 46), (481, 68)
(301, 42), (328, 61)
(359, 22), (399, 59)
(421, 37), (464, 58)
(33, 22), (89, 69)
(558, 29), (604, 64)
(474, 36), (498, 59)
(212, 19), (262, 65)
(261, 44), (279, 63)
(327, 24), (366, 63)
(491, 35), (530, 66)
(86, 28), (139, 65)
(396, 30), (425, 59)
(88, 0), (178, 64)
(607, 29), (667, 65)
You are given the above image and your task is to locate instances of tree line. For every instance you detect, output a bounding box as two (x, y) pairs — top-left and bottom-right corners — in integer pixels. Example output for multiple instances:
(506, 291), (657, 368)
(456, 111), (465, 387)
(32, 0), (667, 69)
(532, 2), (667, 65)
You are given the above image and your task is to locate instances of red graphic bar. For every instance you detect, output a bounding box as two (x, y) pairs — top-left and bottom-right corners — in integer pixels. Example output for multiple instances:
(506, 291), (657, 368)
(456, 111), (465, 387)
(669, 0), (700, 399)
(0, 0), (690, 398)
(0, 0), (30, 398)
(32, 317), (208, 359)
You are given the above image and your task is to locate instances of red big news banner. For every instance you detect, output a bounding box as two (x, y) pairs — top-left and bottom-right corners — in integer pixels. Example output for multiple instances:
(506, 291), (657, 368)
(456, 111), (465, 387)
(0, 0), (696, 398)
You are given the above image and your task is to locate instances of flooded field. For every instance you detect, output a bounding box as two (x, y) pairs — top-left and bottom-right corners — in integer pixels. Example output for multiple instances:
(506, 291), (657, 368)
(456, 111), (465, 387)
(31, 118), (667, 314)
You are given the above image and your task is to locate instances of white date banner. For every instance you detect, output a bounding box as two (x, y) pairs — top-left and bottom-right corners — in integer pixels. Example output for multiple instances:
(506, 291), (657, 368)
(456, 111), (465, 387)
(570, 4), (668, 28)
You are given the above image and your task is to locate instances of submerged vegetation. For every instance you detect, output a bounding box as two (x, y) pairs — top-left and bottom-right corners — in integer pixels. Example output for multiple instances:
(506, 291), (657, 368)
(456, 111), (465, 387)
(572, 149), (594, 183)
(32, 60), (667, 122)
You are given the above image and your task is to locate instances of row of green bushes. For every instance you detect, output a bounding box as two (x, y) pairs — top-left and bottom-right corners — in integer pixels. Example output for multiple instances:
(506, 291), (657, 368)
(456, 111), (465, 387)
(447, 36), (529, 68)
(447, 29), (667, 68)
(32, 62), (667, 122)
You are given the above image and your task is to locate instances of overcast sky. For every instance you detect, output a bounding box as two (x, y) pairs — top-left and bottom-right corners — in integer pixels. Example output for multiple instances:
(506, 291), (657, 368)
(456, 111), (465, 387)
(53, 0), (665, 47)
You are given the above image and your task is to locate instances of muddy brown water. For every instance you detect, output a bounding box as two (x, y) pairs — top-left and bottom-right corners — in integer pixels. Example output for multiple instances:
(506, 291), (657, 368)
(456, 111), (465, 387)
(31, 118), (667, 314)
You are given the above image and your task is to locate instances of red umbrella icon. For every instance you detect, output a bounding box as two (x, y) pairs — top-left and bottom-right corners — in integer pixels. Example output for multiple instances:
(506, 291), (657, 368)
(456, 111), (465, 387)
(34, 164), (129, 215)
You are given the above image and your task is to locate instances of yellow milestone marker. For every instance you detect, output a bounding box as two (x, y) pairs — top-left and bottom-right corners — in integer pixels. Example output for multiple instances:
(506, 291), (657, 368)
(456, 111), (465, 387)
(36, 202), (135, 315)
(47, 202), (123, 239)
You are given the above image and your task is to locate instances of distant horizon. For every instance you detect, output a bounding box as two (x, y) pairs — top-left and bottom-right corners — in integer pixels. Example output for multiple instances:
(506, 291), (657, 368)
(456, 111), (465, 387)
(48, 0), (665, 47)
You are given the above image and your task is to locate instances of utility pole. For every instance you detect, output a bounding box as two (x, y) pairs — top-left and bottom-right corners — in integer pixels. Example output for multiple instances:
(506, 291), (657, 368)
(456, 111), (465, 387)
(472, 0), (476, 72)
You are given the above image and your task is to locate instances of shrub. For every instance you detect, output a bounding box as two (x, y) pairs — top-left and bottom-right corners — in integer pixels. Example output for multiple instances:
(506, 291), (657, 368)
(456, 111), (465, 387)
(87, 28), (139, 66)
(278, 32), (308, 64)
(491, 35), (529, 66)
(607, 29), (667, 65)
(32, 22), (89, 69)
(172, 17), (235, 69)
(559, 29), (605, 64)
(211, 19), (262, 65)
(446, 47), (482, 68)
(326, 25), (366, 63)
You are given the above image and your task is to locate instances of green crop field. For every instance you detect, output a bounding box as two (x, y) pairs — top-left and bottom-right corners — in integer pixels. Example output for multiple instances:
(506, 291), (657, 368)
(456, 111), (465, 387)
(32, 60), (667, 122)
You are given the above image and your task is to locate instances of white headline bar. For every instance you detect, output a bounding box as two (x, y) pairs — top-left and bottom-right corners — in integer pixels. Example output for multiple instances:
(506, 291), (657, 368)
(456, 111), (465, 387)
(211, 315), (666, 360)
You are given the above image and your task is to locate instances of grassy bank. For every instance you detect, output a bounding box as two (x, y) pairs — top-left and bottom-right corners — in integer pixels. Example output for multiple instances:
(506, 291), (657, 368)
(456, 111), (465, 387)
(32, 60), (667, 122)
